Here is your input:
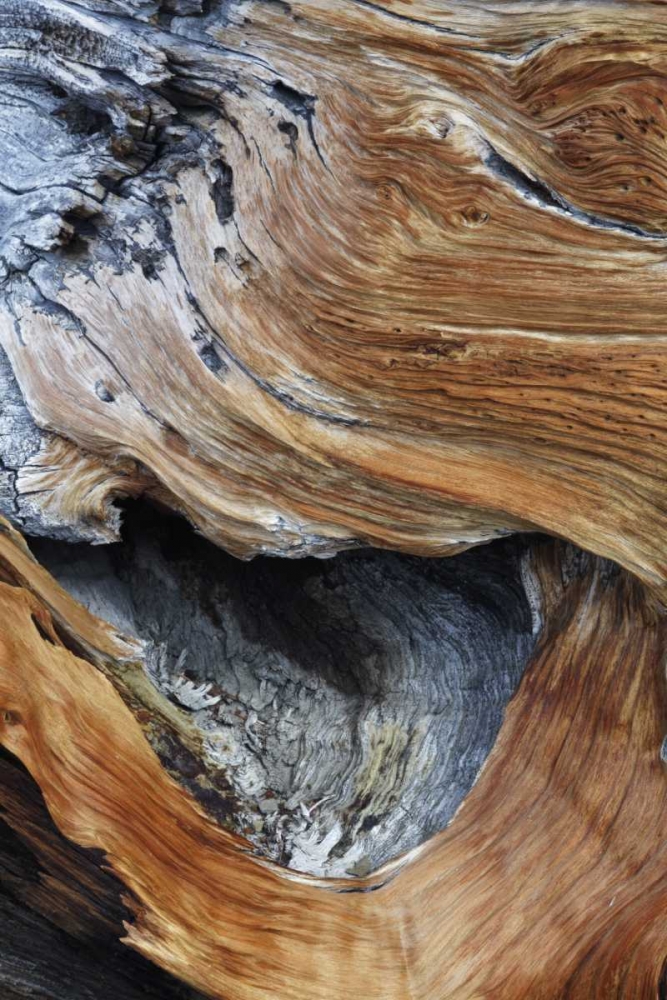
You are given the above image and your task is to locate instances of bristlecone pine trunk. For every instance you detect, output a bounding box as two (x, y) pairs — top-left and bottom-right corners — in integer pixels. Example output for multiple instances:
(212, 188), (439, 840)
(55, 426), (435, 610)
(0, 1), (665, 998)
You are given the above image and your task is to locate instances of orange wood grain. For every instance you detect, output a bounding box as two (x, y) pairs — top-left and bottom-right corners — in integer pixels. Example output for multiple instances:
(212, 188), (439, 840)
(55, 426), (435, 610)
(0, 526), (664, 999)
(3, 1), (667, 593)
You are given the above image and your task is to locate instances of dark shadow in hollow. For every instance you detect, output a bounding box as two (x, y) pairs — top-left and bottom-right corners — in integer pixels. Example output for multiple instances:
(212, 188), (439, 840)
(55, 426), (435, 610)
(30, 501), (540, 877)
(0, 745), (208, 1000)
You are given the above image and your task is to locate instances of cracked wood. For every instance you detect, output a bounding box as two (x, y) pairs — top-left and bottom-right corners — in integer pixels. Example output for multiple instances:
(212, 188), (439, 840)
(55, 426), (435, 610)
(0, 521), (664, 999)
(0, 1), (664, 592)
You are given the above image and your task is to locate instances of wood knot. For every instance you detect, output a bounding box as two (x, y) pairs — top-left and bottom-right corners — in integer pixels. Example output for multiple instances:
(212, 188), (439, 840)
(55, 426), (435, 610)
(1, 709), (21, 727)
(435, 116), (453, 139)
(376, 181), (406, 206)
(461, 205), (490, 228)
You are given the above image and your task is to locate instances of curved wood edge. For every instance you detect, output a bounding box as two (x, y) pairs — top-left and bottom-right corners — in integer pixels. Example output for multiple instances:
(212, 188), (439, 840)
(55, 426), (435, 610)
(0, 745), (208, 999)
(2, 1), (667, 594)
(0, 520), (664, 999)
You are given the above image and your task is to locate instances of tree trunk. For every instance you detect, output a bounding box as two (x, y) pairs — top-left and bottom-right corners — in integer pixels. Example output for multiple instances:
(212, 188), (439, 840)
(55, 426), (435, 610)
(0, 2), (665, 998)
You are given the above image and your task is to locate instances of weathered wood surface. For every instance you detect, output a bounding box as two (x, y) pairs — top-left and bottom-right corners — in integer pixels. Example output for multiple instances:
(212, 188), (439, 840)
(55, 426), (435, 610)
(0, 746), (207, 999)
(32, 504), (538, 876)
(0, 1), (666, 591)
(0, 521), (664, 999)
(0, 2), (666, 998)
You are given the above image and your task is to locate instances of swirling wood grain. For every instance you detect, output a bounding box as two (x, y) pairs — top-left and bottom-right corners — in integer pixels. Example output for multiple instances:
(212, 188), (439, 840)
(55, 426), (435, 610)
(0, 520), (663, 999)
(0, 1), (665, 590)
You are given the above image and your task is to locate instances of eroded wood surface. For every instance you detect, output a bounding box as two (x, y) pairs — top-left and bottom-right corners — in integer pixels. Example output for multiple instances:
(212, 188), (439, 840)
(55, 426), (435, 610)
(31, 504), (538, 876)
(0, 3), (666, 998)
(0, 1), (665, 592)
(0, 520), (664, 999)
(0, 747), (207, 999)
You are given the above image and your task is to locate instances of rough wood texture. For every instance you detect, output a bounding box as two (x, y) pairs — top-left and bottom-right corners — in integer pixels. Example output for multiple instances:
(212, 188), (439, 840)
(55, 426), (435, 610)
(0, 521), (663, 999)
(0, 1), (666, 590)
(32, 504), (537, 876)
(0, 747), (206, 999)
(0, 2), (665, 998)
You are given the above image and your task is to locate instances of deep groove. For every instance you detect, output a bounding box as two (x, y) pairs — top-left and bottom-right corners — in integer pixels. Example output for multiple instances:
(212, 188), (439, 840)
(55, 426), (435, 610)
(485, 146), (667, 241)
(29, 501), (539, 877)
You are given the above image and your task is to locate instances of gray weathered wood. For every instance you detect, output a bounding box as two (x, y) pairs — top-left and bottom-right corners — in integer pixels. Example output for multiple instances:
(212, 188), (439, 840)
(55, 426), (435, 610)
(33, 504), (539, 876)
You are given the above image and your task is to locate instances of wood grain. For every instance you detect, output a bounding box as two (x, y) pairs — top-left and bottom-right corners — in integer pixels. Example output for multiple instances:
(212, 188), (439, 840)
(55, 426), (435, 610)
(0, 520), (663, 999)
(30, 504), (539, 877)
(0, 4), (665, 997)
(0, 746), (207, 999)
(0, 1), (666, 592)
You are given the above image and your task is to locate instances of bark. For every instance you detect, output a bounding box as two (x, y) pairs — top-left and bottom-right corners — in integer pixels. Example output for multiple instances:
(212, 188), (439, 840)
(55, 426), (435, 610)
(0, 1), (665, 998)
